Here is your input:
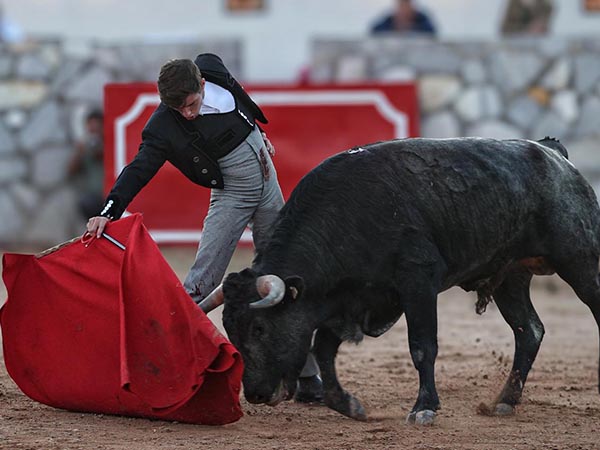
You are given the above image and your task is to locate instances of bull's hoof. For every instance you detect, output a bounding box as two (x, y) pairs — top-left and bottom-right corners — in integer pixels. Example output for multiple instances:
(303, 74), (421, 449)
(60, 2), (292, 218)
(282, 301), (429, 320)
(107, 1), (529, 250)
(295, 375), (324, 405)
(494, 403), (515, 416)
(406, 409), (436, 426)
(325, 391), (367, 421)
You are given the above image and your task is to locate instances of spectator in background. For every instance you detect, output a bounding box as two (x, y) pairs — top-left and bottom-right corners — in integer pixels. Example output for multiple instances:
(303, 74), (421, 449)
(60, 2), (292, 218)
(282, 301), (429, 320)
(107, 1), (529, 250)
(371, 0), (437, 36)
(501, 0), (553, 34)
(68, 110), (105, 220)
(0, 2), (24, 43)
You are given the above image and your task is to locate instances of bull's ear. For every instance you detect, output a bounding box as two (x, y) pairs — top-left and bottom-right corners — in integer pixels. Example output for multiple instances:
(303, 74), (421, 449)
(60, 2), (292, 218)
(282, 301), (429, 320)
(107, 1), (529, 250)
(284, 276), (304, 300)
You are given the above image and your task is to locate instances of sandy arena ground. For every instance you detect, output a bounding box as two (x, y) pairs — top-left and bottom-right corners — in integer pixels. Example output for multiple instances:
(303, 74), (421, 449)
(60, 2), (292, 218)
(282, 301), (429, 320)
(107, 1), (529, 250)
(2, 246), (600, 450)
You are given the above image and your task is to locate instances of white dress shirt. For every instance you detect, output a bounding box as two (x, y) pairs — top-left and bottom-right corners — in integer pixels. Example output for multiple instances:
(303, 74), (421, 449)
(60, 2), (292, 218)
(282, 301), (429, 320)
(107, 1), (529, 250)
(201, 81), (235, 115)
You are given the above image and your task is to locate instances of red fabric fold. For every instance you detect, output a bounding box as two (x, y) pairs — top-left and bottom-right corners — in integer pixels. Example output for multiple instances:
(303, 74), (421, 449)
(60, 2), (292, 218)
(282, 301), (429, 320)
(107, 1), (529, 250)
(1, 214), (243, 425)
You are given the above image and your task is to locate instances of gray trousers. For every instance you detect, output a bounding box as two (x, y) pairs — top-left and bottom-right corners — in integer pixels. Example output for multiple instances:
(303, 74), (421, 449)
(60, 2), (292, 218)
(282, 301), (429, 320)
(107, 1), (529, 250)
(184, 126), (283, 299)
(183, 126), (319, 378)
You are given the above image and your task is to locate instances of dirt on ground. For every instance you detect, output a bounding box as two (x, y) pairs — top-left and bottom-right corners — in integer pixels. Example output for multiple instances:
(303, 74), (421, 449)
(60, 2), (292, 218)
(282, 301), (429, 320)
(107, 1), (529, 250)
(1, 246), (600, 450)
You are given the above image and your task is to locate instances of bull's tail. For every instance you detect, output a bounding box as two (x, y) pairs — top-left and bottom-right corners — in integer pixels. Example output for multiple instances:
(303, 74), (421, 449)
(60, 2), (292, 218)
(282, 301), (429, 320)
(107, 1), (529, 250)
(538, 136), (568, 159)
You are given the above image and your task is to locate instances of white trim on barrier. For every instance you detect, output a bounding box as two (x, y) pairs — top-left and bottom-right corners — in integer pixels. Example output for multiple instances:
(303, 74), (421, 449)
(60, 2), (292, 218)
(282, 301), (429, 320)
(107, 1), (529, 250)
(115, 93), (161, 178)
(147, 228), (253, 243)
(113, 90), (410, 244)
(249, 91), (408, 138)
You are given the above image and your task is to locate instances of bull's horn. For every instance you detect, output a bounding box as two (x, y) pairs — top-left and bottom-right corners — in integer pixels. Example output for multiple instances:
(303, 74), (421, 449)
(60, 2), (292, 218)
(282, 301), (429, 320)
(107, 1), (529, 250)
(198, 284), (224, 313)
(249, 275), (286, 309)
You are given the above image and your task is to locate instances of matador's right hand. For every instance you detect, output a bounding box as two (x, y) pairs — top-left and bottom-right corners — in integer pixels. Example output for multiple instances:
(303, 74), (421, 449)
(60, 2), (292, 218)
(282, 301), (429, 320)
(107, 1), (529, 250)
(87, 216), (110, 238)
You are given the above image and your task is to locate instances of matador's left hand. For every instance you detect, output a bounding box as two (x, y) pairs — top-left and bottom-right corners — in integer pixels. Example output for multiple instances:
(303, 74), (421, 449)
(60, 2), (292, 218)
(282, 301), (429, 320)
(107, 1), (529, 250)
(261, 132), (275, 157)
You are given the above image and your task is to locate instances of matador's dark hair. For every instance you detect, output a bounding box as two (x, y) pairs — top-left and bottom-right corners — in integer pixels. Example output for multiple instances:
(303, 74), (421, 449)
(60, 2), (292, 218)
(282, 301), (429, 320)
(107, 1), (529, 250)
(157, 59), (203, 109)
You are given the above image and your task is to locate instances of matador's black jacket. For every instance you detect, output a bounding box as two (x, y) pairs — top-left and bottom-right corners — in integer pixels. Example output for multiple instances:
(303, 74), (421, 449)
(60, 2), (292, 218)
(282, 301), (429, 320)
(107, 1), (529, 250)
(99, 53), (267, 220)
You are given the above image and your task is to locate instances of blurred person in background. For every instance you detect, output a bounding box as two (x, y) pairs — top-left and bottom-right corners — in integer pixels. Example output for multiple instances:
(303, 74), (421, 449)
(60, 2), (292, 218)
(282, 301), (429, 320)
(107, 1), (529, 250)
(86, 53), (323, 403)
(0, 2), (24, 43)
(501, 0), (553, 34)
(371, 0), (437, 36)
(68, 109), (105, 221)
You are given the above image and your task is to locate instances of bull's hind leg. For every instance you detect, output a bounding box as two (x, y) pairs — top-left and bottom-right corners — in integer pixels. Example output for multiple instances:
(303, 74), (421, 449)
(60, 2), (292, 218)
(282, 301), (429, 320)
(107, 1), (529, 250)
(490, 271), (543, 415)
(313, 327), (367, 421)
(552, 253), (600, 392)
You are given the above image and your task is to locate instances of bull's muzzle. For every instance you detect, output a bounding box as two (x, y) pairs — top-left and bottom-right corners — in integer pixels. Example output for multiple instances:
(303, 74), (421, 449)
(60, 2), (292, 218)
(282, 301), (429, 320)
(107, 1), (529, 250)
(245, 379), (288, 406)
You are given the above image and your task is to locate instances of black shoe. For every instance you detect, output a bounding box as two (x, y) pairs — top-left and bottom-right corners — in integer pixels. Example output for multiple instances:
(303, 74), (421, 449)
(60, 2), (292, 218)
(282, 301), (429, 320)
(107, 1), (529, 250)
(295, 375), (324, 404)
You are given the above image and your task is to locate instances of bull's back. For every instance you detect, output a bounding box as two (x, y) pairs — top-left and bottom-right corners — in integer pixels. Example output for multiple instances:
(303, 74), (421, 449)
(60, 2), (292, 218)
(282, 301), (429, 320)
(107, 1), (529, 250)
(304, 137), (559, 232)
(279, 137), (599, 282)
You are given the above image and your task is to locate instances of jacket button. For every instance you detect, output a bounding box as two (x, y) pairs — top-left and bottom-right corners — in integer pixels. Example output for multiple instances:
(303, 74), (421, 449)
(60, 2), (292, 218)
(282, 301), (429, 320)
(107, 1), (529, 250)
(193, 156), (200, 163)
(201, 168), (208, 174)
(211, 180), (217, 185)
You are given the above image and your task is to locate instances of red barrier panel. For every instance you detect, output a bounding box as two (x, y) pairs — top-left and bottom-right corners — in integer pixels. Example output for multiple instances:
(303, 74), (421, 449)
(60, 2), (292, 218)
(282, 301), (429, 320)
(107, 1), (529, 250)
(104, 82), (418, 244)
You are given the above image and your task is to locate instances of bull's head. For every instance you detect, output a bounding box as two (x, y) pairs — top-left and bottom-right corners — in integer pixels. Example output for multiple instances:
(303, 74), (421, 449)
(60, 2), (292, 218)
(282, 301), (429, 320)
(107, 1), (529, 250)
(203, 268), (313, 406)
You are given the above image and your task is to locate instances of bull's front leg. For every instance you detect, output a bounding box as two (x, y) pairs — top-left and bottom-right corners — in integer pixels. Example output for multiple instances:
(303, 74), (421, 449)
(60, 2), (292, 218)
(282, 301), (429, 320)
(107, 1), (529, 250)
(313, 327), (367, 421)
(404, 294), (440, 426)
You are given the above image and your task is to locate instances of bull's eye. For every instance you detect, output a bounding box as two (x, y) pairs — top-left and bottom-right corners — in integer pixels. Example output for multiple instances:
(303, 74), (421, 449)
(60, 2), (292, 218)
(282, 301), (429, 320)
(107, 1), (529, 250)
(251, 323), (264, 339)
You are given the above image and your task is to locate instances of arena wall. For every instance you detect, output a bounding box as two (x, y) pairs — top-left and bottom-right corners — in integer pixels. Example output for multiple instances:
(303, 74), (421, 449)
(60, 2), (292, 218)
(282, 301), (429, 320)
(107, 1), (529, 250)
(1, 36), (600, 247)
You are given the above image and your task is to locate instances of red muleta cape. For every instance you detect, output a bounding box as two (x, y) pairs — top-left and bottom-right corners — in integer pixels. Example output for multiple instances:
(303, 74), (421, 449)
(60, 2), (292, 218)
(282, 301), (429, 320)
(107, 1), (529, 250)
(0, 213), (243, 425)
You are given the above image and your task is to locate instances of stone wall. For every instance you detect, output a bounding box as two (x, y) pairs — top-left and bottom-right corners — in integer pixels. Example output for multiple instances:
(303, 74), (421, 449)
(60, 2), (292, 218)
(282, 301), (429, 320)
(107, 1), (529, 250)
(310, 36), (600, 189)
(0, 39), (240, 248)
(2, 36), (600, 248)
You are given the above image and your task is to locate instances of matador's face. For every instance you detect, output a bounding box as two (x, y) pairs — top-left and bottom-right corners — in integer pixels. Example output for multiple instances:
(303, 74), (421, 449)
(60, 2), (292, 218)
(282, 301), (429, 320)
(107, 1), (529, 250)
(175, 79), (205, 120)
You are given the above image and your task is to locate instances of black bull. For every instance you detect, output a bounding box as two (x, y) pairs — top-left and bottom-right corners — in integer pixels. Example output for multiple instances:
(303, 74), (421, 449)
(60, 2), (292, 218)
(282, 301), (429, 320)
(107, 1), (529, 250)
(201, 137), (600, 425)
